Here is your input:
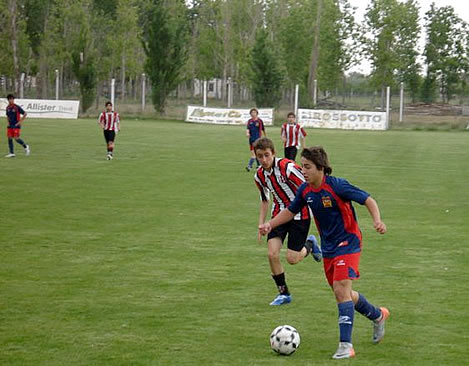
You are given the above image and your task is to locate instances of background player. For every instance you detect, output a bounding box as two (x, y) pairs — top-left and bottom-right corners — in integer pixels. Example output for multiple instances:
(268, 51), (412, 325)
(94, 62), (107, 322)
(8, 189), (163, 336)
(281, 112), (307, 161)
(253, 137), (321, 306)
(98, 101), (120, 160)
(245, 108), (265, 171)
(5, 94), (30, 158)
(259, 146), (389, 358)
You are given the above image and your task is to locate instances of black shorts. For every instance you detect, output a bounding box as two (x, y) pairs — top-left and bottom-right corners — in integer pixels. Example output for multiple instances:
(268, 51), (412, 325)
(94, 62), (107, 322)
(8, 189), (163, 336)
(267, 219), (310, 252)
(104, 130), (116, 143)
(284, 146), (298, 161)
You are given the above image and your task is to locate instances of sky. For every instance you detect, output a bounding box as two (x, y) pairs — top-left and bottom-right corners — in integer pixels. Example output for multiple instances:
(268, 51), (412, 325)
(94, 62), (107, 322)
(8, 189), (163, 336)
(348, 0), (469, 74)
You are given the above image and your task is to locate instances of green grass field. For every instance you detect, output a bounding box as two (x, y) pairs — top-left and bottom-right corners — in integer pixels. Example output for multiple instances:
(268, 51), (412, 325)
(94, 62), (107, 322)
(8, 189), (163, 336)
(1, 118), (468, 365)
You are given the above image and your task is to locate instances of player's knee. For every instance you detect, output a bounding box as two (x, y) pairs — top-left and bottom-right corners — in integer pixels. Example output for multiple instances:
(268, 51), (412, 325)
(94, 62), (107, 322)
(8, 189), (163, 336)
(268, 250), (280, 263)
(286, 251), (301, 265)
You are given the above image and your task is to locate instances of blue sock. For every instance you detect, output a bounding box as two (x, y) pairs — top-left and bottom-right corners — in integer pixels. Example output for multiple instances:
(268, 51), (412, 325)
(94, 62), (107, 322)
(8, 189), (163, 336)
(354, 293), (381, 321)
(338, 301), (354, 343)
(15, 138), (26, 148)
(248, 158), (255, 167)
(8, 138), (14, 153)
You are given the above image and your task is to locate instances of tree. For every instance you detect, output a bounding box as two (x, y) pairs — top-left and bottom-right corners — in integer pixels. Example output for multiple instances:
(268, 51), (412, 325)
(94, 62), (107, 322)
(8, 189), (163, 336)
(250, 28), (284, 107)
(141, 0), (189, 114)
(423, 4), (469, 103)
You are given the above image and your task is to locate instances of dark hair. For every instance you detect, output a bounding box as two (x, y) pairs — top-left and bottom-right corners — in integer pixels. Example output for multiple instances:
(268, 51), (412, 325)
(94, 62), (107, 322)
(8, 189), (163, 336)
(253, 137), (275, 154)
(7, 94), (14, 100)
(105, 101), (113, 106)
(287, 112), (295, 118)
(249, 108), (258, 115)
(301, 146), (332, 175)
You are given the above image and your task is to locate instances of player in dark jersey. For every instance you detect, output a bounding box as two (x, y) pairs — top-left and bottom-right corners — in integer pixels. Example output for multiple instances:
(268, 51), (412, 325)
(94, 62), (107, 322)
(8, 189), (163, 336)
(259, 146), (389, 359)
(5, 94), (30, 158)
(253, 137), (321, 306)
(245, 108), (265, 171)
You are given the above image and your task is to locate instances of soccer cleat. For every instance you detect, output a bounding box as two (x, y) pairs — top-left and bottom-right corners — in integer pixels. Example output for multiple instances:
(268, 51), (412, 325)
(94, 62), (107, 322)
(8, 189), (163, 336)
(372, 307), (390, 344)
(332, 342), (355, 359)
(25, 145), (30, 156)
(5, 153), (15, 158)
(245, 166), (251, 172)
(107, 154), (113, 160)
(305, 234), (322, 262)
(269, 294), (292, 306)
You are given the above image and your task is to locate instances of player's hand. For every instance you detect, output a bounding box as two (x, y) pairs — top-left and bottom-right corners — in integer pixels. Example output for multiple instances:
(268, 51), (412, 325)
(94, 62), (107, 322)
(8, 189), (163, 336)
(258, 222), (272, 238)
(373, 221), (387, 234)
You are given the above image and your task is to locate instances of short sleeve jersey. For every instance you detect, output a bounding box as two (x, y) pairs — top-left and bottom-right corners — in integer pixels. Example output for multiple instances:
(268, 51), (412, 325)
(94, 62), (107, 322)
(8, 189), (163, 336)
(254, 157), (310, 221)
(99, 111), (120, 131)
(281, 123), (307, 148)
(246, 118), (265, 143)
(6, 104), (26, 128)
(288, 175), (370, 258)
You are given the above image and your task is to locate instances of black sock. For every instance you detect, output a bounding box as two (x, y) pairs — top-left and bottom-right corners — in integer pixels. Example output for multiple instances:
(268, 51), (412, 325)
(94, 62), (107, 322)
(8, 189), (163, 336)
(272, 273), (290, 295)
(15, 138), (26, 148)
(8, 138), (14, 153)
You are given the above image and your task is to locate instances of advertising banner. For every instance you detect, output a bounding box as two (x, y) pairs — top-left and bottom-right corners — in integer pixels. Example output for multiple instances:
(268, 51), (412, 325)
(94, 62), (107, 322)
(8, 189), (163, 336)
(298, 108), (388, 130)
(0, 98), (80, 119)
(186, 106), (274, 126)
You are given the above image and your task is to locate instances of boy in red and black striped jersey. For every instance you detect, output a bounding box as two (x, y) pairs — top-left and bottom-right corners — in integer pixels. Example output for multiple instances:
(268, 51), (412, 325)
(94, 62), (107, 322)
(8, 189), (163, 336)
(281, 112), (306, 161)
(253, 137), (321, 306)
(98, 101), (120, 160)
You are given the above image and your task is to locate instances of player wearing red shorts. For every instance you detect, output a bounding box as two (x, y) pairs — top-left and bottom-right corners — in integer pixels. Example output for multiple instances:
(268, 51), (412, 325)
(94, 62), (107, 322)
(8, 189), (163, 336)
(259, 146), (389, 359)
(5, 94), (30, 158)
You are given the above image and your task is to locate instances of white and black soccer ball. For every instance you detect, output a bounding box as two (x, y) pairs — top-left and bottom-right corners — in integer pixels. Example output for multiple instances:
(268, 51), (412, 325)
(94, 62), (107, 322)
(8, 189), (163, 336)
(270, 325), (300, 355)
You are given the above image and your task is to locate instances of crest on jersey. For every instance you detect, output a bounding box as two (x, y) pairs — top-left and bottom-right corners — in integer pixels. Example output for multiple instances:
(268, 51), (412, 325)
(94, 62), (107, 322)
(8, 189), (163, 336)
(322, 196), (333, 208)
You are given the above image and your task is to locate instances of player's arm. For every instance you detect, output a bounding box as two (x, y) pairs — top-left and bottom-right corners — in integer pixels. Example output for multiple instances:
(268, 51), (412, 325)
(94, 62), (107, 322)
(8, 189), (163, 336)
(257, 200), (270, 241)
(98, 114), (104, 128)
(281, 126), (287, 143)
(364, 196), (386, 234)
(259, 208), (295, 236)
(116, 114), (121, 132)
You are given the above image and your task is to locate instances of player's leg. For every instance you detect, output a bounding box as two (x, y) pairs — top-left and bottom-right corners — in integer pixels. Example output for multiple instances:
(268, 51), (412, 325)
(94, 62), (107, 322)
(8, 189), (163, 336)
(285, 219), (311, 264)
(291, 147), (298, 161)
(328, 254), (361, 359)
(246, 144), (256, 171)
(14, 135), (29, 155)
(351, 290), (389, 344)
(267, 227), (291, 305)
(6, 137), (15, 157)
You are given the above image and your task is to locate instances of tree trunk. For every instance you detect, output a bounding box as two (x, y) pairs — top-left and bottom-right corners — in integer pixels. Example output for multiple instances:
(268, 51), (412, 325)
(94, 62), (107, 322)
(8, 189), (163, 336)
(308, 0), (322, 101)
(121, 54), (125, 100)
(9, 0), (20, 92)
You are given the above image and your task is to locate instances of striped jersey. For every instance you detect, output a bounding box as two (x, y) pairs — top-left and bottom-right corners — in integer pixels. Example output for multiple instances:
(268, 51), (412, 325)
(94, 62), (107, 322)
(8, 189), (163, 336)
(98, 111), (120, 131)
(281, 123), (307, 148)
(254, 157), (310, 220)
(288, 176), (370, 258)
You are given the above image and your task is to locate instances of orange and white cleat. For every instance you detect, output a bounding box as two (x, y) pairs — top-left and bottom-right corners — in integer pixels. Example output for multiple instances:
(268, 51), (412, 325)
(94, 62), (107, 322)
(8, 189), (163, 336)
(332, 342), (355, 359)
(373, 307), (390, 344)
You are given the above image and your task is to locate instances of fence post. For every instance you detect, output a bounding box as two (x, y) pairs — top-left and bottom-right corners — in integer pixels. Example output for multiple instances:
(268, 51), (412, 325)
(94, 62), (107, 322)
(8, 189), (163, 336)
(294, 84), (299, 116)
(203, 80), (207, 107)
(399, 82), (404, 122)
(227, 77), (232, 108)
(313, 79), (317, 106)
(386, 86), (391, 129)
(111, 78), (116, 108)
(19, 73), (25, 99)
(142, 73), (146, 112)
(55, 69), (60, 100)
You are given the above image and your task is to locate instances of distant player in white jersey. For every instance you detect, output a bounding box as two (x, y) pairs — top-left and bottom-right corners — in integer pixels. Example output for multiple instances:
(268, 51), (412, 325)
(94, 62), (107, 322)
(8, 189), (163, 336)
(98, 101), (120, 160)
(281, 112), (307, 162)
(253, 137), (321, 306)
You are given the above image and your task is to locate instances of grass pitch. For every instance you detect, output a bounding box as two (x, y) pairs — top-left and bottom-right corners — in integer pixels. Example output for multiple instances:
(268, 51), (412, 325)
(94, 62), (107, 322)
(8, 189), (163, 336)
(1, 118), (468, 365)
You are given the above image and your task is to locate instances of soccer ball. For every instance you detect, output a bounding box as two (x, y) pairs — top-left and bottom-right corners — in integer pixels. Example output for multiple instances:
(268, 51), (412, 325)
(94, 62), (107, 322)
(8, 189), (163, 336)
(270, 325), (300, 355)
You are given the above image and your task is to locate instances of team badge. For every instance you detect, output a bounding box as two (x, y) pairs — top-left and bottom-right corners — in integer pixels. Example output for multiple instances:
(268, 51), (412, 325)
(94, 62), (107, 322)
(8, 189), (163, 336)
(322, 196), (333, 208)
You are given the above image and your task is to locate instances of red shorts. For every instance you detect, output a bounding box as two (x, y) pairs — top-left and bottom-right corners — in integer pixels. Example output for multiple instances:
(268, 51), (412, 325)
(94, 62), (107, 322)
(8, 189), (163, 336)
(323, 252), (361, 287)
(7, 128), (21, 138)
(249, 143), (254, 151)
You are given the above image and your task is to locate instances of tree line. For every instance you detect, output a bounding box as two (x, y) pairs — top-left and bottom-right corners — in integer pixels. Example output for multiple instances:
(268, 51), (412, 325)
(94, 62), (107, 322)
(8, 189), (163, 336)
(1, 0), (468, 113)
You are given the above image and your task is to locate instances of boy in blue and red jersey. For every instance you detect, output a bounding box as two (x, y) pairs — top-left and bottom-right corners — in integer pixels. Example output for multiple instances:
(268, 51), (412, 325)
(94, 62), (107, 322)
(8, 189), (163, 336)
(259, 146), (389, 360)
(245, 108), (265, 171)
(5, 94), (30, 158)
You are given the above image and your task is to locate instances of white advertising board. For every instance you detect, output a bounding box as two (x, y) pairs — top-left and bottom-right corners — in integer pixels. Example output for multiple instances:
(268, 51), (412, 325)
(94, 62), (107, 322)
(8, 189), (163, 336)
(298, 108), (388, 130)
(186, 105), (274, 126)
(0, 98), (80, 119)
